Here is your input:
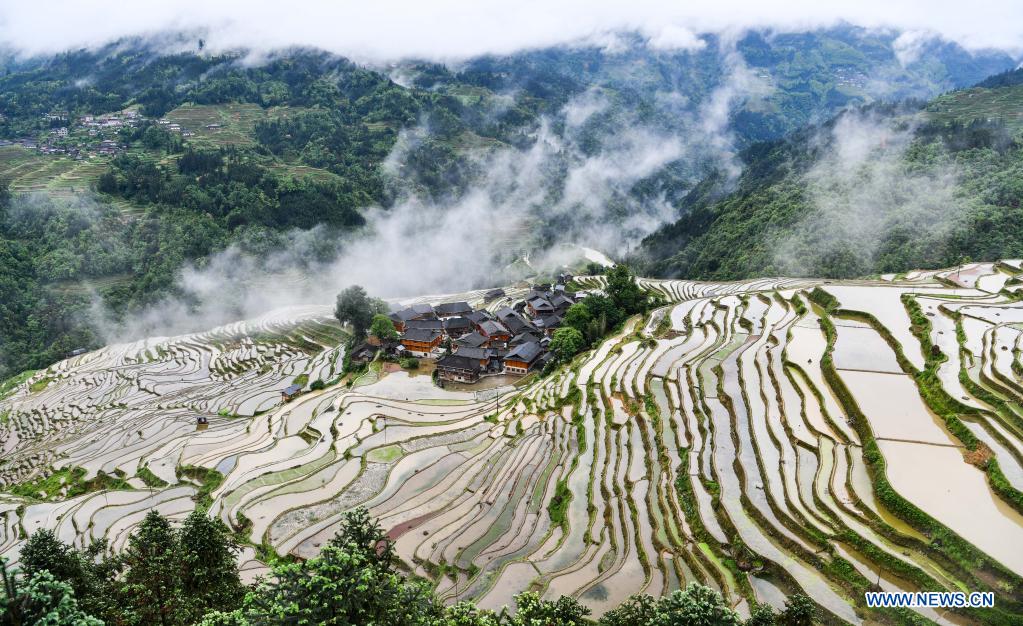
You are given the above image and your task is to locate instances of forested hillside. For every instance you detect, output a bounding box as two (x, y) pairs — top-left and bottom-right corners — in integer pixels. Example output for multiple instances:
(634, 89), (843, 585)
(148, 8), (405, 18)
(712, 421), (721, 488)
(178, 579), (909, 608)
(0, 28), (1017, 378)
(637, 78), (1023, 280)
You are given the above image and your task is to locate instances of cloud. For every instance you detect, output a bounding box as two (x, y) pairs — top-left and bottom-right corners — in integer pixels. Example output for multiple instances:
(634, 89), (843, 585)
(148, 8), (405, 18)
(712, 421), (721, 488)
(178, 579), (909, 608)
(99, 92), (703, 339)
(772, 110), (964, 276)
(1, 0), (1022, 62)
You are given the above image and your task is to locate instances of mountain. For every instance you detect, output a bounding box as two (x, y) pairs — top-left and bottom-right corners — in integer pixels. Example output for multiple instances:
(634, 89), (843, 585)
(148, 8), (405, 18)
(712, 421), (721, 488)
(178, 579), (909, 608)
(636, 76), (1023, 280)
(0, 28), (1018, 378)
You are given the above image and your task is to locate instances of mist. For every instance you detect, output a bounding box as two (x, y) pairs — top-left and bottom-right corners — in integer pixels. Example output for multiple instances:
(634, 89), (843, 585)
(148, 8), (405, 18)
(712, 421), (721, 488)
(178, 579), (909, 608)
(99, 64), (768, 340)
(2, 0), (1022, 61)
(772, 110), (964, 277)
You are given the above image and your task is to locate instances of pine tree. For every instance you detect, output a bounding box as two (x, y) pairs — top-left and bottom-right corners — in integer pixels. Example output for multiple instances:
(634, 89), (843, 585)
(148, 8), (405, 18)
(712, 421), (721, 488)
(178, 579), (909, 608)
(121, 510), (183, 626)
(178, 510), (245, 623)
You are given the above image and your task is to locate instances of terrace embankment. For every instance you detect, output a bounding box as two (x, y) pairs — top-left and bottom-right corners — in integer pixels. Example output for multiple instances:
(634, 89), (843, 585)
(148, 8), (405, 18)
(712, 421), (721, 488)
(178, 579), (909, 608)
(4, 261), (1023, 623)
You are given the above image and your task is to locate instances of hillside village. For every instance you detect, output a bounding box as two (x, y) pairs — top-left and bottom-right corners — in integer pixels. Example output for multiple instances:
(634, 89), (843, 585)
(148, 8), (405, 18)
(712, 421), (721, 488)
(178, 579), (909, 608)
(350, 277), (579, 384)
(0, 108), (205, 158)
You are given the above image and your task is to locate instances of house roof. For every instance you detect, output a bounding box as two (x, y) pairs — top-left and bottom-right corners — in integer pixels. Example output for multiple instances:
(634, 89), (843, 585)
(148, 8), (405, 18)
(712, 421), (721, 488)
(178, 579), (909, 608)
(454, 346), (490, 361)
(537, 314), (563, 328)
(495, 306), (517, 320)
(503, 315), (535, 335)
(528, 297), (554, 311)
(435, 301), (472, 316)
(456, 331), (489, 348)
(510, 331), (541, 346)
(505, 341), (543, 364)
(410, 303), (435, 315)
(283, 384), (303, 395)
(437, 354), (484, 372)
(406, 318), (444, 331)
(402, 328), (441, 343)
(551, 294), (574, 308)
(466, 310), (493, 324)
(479, 320), (510, 337)
(484, 288), (505, 299)
(443, 316), (473, 330)
(352, 342), (379, 358)
(390, 308), (418, 322)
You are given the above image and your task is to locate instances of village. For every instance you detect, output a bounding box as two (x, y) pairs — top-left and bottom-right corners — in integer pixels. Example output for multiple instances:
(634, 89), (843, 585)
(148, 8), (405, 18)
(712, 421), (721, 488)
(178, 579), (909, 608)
(0, 107), (210, 159)
(348, 276), (579, 386)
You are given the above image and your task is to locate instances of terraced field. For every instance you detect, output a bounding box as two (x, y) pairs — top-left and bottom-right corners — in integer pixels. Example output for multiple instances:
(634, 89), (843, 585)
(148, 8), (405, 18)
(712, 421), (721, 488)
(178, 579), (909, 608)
(164, 103), (312, 147)
(3, 263), (1023, 623)
(0, 146), (111, 194)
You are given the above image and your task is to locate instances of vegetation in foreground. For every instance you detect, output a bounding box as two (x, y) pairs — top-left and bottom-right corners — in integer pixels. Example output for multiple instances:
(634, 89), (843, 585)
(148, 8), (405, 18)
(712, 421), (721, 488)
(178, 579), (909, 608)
(1, 507), (816, 626)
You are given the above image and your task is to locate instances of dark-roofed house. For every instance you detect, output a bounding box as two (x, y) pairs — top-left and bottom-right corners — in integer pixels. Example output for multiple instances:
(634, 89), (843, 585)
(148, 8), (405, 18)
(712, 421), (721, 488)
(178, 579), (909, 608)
(551, 293), (575, 311)
(535, 351), (555, 371)
(349, 341), (380, 364)
(477, 320), (511, 346)
(405, 318), (445, 332)
(510, 331), (542, 346)
(411, 303), (436, 317)
(484, 288), (505, 301)
(442, 316), (474, 338)
(504, 342), (543, 374)
(455, 331), (489, 349)
(435, 301), (473, 318)
(466, 310), (494, 325)
(282, 384), (303, 402)
(501, 313), (535, 336)
(534, 314), (563, 335)
(454, 346), (491, 362)
(495, 306), (517, 320)
(436, 354), (485, 383)
(388, 308), (420, 332)
(527, 297), (555, 317)
(401, 328), (443, 357)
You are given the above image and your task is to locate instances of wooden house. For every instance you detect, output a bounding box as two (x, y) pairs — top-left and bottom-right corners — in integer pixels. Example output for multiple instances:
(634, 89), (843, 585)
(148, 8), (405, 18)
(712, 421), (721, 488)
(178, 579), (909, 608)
(504, 342), (543, 374)
(401, 329), (443, 357)
(436, 354), (485, 383)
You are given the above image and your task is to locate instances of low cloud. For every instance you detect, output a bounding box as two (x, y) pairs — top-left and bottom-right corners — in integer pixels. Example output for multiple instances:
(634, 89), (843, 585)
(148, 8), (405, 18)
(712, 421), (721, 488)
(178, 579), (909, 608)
(99, 90), (712, 339)
(773, 110), (963, 276)
(1, 0), (1022, 62)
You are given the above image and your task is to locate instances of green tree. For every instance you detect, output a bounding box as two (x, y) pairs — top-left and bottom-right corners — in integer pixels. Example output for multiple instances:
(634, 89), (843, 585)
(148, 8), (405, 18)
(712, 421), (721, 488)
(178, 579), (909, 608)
(549, 327), (586, 364)
(653, 583), (742, 626)
(236, 507), (442, 625)
(121, 510), (184, 626)
(562, 303), (592, 336)
(18, 529), (118, 623)
(19, 530), (91, 601)
(370, 313), (399, 342)
(599, 594), (658, 626)
(1, 561), (101, 626)
(444, 602), (501, 626)
(604, 264), (647, 316)
(178, 511), (245, 623)
(778, 594), (815, 626)
(510, 592), (590, 626)
(745, 602), (777, 626)
(334, 286), (387, 338)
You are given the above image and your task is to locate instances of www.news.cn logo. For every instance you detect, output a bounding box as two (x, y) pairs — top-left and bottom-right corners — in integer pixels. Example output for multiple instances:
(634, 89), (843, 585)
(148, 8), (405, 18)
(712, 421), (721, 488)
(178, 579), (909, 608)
(865, 591), (994, 608)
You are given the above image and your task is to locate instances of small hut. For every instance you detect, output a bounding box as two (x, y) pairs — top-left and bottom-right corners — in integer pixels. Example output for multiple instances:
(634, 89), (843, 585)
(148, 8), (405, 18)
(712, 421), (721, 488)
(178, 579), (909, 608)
(282, 384), (303, 402)
(195, 416), (209, 431)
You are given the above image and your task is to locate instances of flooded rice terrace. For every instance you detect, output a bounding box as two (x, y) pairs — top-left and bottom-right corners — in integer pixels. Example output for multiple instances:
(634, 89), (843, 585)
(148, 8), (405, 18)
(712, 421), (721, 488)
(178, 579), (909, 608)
(3, 262), (1023, 623)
